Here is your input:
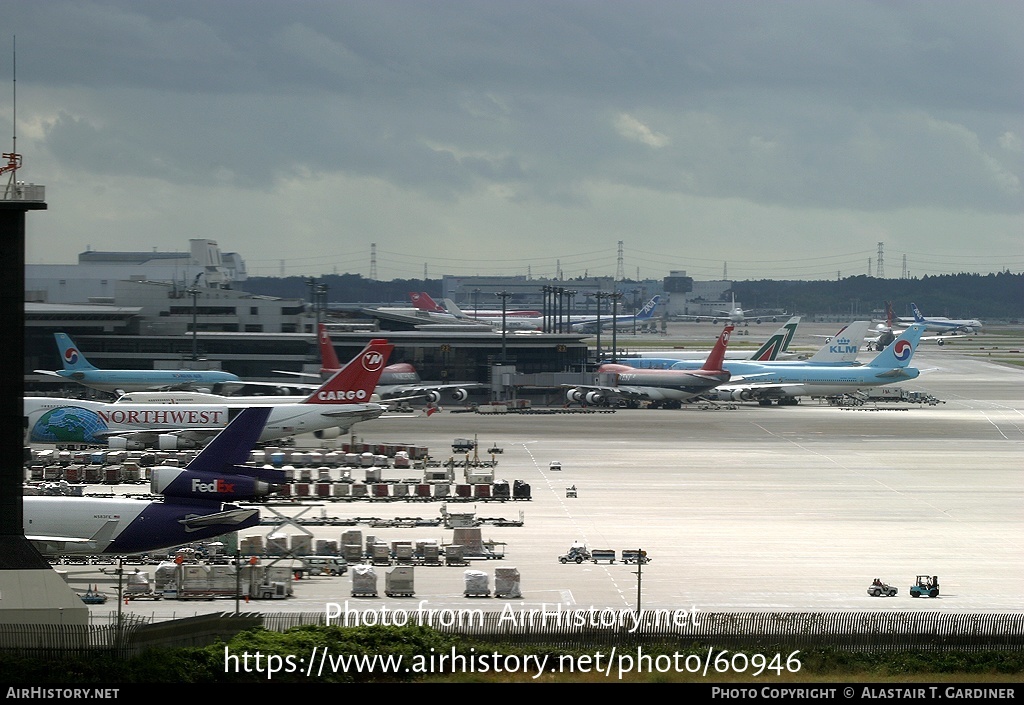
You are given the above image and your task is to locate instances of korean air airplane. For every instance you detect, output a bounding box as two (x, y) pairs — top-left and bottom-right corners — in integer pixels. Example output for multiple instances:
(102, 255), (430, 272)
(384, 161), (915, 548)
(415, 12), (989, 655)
(34, 333), (241, 394)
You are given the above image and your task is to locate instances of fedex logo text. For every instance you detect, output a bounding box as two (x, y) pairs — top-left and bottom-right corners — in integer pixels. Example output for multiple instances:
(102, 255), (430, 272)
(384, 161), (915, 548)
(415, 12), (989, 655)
(97, 409), (226, 425)
(192, 478), (236, 494)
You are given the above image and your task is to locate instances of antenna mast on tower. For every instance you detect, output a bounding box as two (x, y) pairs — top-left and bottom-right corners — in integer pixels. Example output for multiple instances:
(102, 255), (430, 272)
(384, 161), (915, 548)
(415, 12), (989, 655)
(2, 36), (22, 199)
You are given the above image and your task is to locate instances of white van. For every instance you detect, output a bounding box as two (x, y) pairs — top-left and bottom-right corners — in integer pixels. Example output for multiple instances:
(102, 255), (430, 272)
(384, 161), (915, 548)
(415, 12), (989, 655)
(301, 556), (348, 576)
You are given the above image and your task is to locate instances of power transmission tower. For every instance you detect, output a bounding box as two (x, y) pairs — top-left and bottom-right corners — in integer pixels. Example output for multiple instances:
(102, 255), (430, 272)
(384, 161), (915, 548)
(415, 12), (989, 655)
(616, 240), (625, 281)
(876, 242), (885, 278)
(369, 242), (377, 280)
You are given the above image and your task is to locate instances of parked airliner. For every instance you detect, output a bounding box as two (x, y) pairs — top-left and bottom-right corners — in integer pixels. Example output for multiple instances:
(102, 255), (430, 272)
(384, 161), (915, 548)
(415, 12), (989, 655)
(33, 333), (241, 394)
(24, 339), (394, 450)
(563, 325), (734, 409)
(25, 407), (279, 556)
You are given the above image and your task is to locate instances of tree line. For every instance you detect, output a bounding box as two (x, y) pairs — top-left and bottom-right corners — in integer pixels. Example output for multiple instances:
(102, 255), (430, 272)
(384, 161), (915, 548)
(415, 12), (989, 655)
(242, 271), (1023, 321)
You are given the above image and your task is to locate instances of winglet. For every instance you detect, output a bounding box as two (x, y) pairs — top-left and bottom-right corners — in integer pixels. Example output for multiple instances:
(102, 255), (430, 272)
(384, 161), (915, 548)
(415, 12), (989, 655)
(699, 326), (734, 372)
(54, 333), (96, 371)
(303, 338), (394, 404)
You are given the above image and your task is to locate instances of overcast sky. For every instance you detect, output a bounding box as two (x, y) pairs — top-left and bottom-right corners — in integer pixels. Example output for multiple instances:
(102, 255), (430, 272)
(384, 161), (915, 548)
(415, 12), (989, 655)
(6, 1), (1022, 281)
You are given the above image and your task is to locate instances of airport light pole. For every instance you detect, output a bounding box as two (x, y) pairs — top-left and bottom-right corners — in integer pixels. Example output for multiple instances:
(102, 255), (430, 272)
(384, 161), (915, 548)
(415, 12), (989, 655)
(186, 286), (200, 361)
(566, 289), (576, 334)
(594, 291), (606, 365)
(495, 291), (511, 364)
(610, 291), (623, 363)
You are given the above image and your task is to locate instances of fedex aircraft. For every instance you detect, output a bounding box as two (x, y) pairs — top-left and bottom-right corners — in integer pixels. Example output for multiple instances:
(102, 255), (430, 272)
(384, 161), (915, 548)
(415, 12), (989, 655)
(23, 339), (394, 450)
(24, 407), (280, 556)
(33, 332), (241, 394)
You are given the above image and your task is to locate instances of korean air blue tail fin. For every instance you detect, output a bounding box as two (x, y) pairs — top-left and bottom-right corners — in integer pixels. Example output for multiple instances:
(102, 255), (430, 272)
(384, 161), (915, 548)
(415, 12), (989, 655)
(865, 324), (925, 368)
(54, 333), (96, 371)
(748, 316), (800, 361)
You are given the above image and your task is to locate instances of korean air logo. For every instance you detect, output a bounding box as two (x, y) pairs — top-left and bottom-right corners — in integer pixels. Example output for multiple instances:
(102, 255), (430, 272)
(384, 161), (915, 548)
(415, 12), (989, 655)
(63, 347), (80, 365)
(893, 339), (913, 361)
(361, 350), (385, 372)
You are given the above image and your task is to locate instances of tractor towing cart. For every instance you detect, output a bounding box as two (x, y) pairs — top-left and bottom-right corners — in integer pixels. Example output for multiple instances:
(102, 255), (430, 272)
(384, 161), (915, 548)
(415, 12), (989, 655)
(910, 575), (940, 598)
(558, 543), (591, 564)
(866, 579), (898, 597)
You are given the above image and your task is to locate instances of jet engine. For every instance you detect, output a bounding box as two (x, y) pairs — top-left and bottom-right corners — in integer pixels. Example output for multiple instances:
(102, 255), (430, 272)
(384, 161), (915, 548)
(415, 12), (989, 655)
(313, 427), (342, 440)
(157, 434), (202, 450)
(584, 391), (605, 405)
(565, 388), (583, 404)
(754, 317), (763, 324)
(107, 436), (147, 451)
(426, 388), (469, 403)
(151, 466), (283, 501)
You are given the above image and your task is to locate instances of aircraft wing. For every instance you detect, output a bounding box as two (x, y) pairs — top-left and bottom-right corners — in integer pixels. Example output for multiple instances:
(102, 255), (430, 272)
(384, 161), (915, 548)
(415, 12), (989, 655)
(93, 428), (223, 448)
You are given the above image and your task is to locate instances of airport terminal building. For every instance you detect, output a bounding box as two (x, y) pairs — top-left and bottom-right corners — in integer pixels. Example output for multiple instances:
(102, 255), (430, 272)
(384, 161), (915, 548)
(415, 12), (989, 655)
(24, 240), (597, 402)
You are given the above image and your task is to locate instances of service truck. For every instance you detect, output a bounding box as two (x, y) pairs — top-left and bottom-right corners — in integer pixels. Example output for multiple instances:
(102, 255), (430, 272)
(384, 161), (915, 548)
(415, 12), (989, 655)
(155, 561), (293, 600)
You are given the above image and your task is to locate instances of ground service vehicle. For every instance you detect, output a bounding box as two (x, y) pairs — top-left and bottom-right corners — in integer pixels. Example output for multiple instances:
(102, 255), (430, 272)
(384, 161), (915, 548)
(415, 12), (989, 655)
(910, 575), (940, 598)
(558, 544), (590, 564)
(302, 556), (348, 576)
(867, 579), (898, 597)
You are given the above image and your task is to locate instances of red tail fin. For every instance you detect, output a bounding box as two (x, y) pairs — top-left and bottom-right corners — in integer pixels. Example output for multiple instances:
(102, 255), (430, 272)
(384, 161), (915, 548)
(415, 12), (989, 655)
(409, 292), (445, 313)
(317, 323), (343, 375)
(304, 338), (393, 404)
(699, 326), (734, 372)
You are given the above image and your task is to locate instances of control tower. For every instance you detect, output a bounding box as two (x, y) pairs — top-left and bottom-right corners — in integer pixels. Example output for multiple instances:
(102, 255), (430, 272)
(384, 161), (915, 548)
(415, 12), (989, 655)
(1, 152), (88, 624)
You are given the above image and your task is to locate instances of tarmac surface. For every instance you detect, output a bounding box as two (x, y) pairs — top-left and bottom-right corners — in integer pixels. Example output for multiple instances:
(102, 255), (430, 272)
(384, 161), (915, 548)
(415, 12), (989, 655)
(56, 323), (1024, 623)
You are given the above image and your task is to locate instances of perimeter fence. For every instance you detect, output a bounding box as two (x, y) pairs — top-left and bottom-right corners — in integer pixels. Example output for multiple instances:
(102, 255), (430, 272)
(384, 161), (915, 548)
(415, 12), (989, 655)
(0, 611), (1021, 658)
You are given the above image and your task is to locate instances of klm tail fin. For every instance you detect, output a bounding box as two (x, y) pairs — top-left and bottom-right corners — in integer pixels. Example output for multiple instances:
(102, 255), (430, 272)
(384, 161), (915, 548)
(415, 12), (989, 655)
(54, 333), (96, 371)
(303, 338), (394, 404)
(749, 316), (800, 361)
(866, 324), (925, 368)
(805, 320), (871, 363)
(634, 295), (660, 321)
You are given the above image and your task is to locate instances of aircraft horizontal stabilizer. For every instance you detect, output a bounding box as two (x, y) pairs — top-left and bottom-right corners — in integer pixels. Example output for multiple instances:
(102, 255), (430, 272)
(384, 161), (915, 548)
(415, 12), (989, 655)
(180, 507), (259, 530)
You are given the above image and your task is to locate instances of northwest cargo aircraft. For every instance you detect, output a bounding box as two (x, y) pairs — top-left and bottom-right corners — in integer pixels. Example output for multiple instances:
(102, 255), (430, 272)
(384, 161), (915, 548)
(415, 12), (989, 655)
(563, 325), (734, 409)
(33, 332), (241, 394)
(24, 407), (280, 556)
(263, 324), (484, 405)
(23, 339), (394, 450)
